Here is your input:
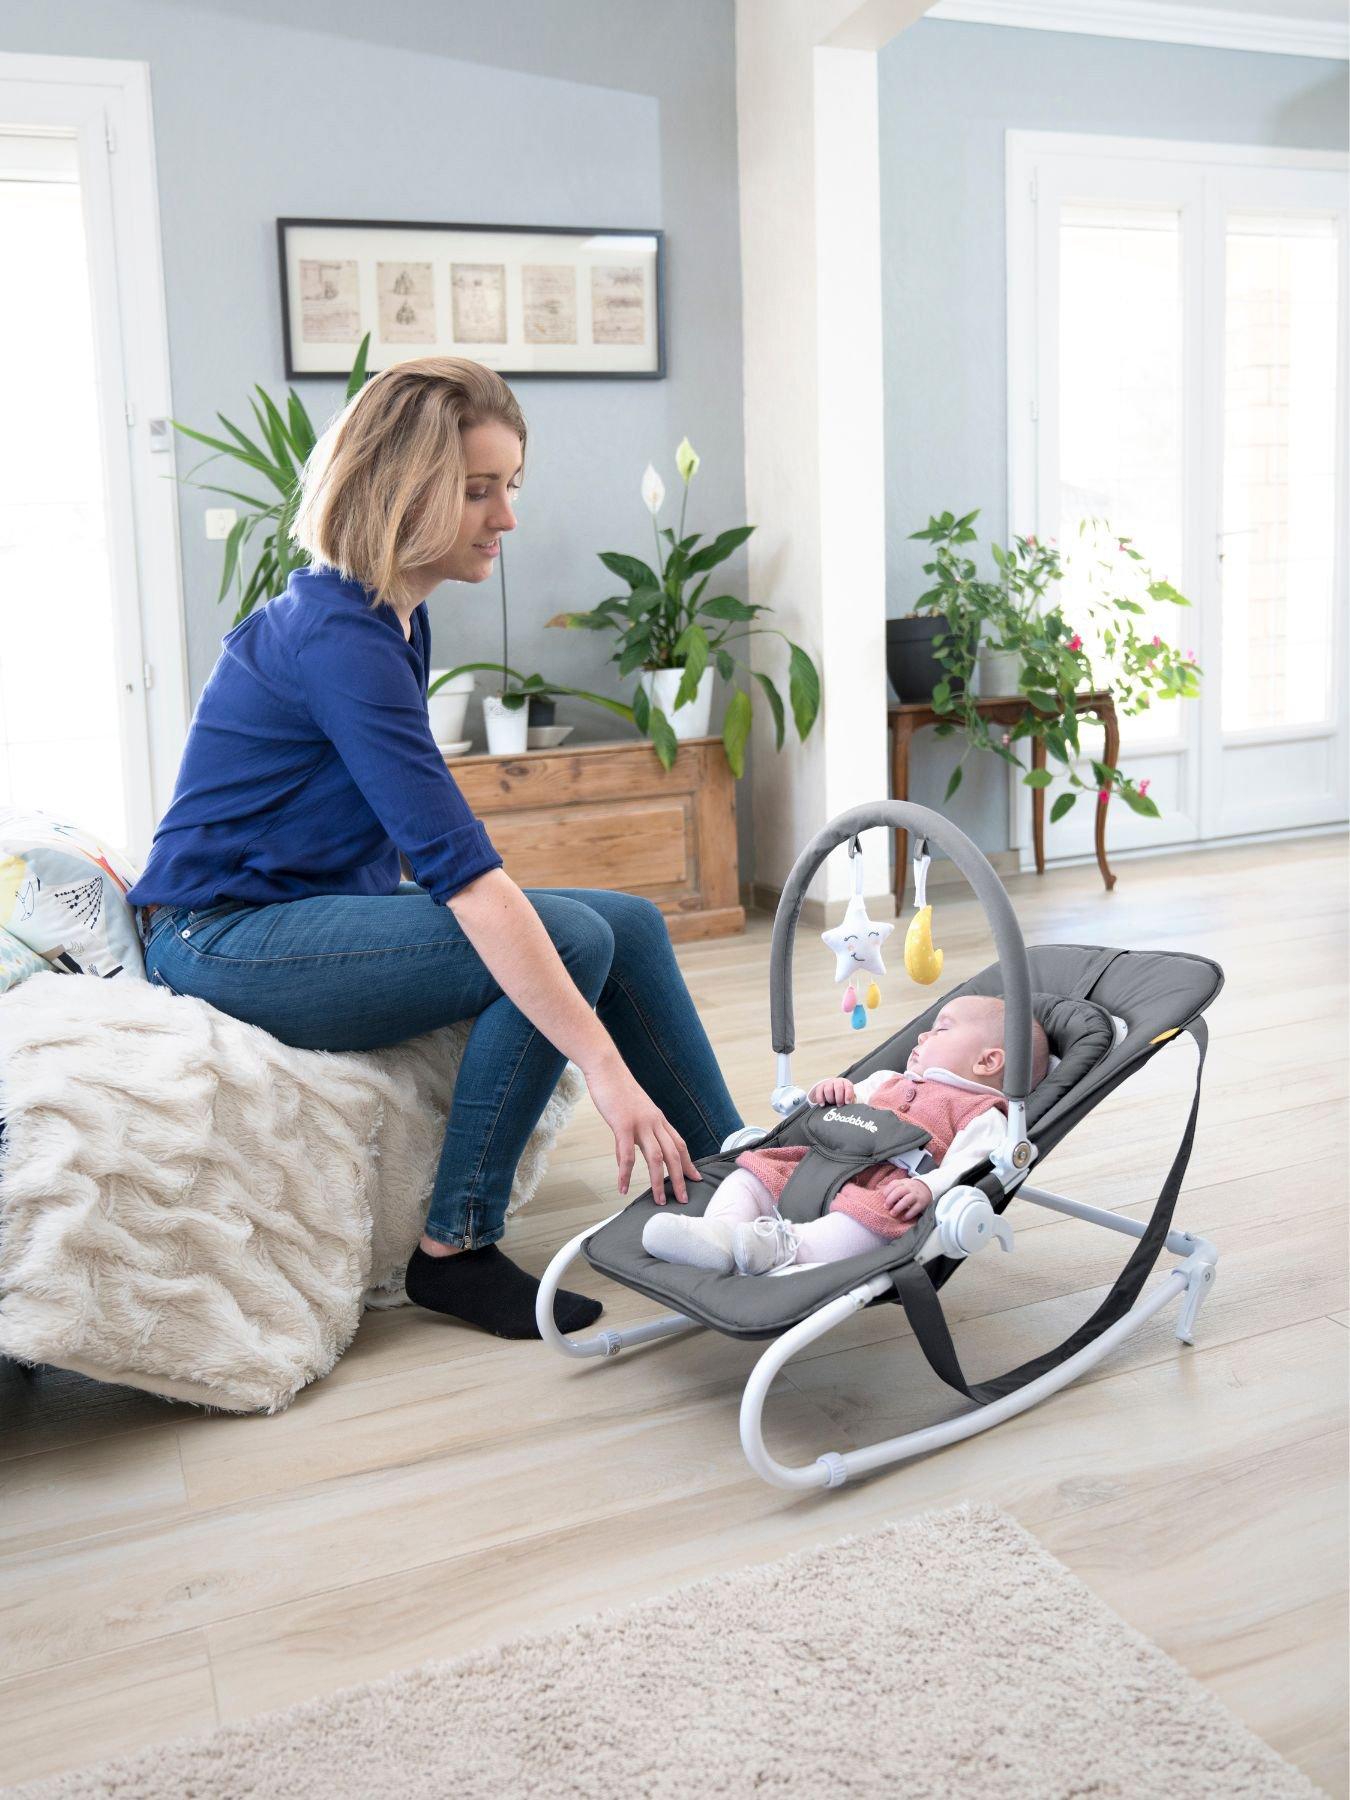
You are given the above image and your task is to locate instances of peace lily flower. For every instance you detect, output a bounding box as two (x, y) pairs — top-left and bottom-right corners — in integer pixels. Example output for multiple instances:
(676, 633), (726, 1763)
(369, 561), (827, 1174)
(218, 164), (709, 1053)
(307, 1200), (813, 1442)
(675, 436), (700, 484)
(641, 462), (665, 516)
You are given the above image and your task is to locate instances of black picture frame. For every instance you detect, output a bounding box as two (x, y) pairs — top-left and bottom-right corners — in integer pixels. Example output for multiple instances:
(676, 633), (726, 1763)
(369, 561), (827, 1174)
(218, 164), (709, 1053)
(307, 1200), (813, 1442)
(277, 217), (666, 381)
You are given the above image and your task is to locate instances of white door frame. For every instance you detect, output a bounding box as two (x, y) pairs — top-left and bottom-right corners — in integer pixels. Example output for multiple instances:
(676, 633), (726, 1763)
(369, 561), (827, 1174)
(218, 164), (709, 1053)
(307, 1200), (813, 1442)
(1006, 129), (1349, 866)
(0, 52), (187, 858)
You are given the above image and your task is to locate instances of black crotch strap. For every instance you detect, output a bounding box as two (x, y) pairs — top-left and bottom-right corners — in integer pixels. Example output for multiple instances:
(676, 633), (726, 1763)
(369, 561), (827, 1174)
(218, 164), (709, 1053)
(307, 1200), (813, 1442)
(892, 1018), (1209, 1405)
(775, 1103), (931, 1226)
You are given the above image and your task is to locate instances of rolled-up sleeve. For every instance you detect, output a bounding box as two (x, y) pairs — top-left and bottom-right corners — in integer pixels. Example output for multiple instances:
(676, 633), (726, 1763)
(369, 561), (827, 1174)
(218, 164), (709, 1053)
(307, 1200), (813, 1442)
(294, 605), (502, 904)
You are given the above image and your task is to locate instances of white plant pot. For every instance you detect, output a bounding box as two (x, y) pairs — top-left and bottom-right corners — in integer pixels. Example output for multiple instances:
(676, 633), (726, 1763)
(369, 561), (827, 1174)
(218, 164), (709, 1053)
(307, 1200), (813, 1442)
(976, 647), (1022, 698)
(638, 665), (715, 741)
(427, 670), (475, 745)
(483, 692), (530, 754)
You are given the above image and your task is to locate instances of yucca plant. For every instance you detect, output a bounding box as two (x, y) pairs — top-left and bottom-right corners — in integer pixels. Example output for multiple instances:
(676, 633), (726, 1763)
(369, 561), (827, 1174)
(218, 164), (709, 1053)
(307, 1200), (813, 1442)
(170, 334), (372, 623)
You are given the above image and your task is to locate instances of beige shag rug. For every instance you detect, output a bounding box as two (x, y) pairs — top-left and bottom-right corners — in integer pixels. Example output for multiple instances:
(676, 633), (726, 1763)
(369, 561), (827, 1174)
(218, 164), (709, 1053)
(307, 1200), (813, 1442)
(8, 1505), (1319, 1800)
(0, 972), (582, 1411)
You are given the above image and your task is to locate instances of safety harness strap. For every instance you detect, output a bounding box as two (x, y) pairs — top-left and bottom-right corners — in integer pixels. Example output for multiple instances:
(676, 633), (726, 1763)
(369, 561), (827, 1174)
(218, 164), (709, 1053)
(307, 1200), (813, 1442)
(891, 1019), (1208, 1405)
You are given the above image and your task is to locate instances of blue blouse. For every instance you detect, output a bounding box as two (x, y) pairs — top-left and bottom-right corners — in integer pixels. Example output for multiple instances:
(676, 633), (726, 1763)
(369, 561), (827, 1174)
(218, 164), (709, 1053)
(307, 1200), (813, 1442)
(126, 564), (502, 910)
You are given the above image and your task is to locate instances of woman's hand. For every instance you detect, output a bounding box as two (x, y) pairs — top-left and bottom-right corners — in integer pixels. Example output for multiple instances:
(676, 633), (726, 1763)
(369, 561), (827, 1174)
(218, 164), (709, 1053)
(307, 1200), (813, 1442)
(808, 1077), (857, 1105)
(877, 1175), (932, 1222)
(584, 1054), (703, 1206)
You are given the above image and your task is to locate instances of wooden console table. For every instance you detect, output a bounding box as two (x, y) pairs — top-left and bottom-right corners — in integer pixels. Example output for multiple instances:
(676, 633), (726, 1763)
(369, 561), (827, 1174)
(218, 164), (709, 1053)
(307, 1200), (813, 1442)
(887, 690), (1119, 910)
(445, 735), (745, 942)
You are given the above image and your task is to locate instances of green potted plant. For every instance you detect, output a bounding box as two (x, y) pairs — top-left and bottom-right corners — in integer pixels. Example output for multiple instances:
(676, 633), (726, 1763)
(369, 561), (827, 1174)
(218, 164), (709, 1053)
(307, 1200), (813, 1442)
(170, 337), (374, 622)
(910, 509), (1201, 823)
(430, 539), (634, 753)
(547, 438), (821, 775)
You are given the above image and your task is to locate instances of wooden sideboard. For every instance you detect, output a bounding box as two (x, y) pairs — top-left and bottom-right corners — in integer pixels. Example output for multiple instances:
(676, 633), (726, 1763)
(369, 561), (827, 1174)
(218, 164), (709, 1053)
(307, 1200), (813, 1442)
(445, 735), (745, 942)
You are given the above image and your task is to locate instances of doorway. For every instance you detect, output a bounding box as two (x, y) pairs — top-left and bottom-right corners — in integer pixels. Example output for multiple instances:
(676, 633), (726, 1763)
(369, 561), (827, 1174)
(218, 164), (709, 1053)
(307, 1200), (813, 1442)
(1007, 132), (1348, 862)
(0, 54), (187, 860)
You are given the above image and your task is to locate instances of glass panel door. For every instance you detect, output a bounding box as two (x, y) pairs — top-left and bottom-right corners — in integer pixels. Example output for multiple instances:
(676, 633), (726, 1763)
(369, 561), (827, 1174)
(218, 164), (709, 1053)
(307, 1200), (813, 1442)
(0, 131), (129, 845)
(1009, 139), (1347, 860)
(1221, 214), (1338, 735)
(1058, 202), (1185, 750)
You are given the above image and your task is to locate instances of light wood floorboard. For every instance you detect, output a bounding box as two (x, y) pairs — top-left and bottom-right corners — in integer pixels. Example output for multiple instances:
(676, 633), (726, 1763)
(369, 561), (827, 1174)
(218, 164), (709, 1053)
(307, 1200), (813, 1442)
(1, 835), (1345, 1792)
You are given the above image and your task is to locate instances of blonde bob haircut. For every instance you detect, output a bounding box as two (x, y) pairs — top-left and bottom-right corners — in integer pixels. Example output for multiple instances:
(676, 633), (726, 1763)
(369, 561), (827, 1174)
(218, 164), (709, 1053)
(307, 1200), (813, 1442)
(290, 356), (527, 612)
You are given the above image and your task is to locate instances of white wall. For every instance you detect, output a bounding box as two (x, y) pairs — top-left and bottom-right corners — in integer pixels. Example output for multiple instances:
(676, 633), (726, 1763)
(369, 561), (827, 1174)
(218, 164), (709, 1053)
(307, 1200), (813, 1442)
(736, 0), (928, 905)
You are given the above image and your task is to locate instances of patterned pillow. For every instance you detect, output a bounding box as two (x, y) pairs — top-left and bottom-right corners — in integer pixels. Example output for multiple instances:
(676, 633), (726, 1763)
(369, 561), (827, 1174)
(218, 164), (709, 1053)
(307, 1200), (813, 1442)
(0, 926), (48, 996)
(0, 807), (146, 981)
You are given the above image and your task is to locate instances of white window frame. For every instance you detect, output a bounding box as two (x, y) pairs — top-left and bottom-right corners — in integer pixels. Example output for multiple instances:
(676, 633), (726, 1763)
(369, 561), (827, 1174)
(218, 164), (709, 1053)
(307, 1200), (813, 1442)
(1006, 129), (1349, 862)
(0, 52), (188, 858)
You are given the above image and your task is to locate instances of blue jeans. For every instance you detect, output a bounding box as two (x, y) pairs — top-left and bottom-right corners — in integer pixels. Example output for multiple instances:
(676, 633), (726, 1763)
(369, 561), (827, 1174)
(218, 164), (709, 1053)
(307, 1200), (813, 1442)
(141, 885), (743, 1250)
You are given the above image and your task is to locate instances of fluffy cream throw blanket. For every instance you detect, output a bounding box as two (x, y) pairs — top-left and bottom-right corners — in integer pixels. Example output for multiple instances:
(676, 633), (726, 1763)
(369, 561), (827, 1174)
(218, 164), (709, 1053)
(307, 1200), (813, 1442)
(0, 973), (583, 1412)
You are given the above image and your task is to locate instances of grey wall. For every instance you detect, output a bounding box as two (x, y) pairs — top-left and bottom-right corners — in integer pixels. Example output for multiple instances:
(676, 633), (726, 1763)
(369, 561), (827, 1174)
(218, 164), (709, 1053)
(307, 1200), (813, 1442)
(878, 18), (1349, 855)
(1, 0), (754, 851)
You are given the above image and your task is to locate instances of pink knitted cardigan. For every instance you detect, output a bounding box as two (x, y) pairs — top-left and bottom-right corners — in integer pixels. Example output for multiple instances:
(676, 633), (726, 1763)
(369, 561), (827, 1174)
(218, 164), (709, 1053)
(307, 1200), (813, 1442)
(735, 1073), (1006, 1241)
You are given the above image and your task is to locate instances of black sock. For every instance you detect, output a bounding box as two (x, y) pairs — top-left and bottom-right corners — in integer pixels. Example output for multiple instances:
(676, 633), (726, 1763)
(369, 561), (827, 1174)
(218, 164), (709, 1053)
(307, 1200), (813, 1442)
(404, 1242), (603, 1340)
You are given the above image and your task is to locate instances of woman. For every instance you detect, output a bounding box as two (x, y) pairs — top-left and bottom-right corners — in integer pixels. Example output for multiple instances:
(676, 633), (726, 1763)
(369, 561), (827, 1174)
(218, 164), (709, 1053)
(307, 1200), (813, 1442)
(126, 357), (744, 1339)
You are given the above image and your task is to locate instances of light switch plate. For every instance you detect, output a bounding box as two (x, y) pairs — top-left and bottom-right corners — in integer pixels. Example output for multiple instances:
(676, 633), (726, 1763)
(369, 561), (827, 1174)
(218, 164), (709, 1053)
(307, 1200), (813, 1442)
(205, 508), (238, 540)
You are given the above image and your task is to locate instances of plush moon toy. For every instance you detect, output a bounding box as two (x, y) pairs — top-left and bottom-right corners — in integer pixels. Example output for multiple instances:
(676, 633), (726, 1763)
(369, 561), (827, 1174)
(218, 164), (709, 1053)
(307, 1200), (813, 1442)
(903, 846), (945, 984)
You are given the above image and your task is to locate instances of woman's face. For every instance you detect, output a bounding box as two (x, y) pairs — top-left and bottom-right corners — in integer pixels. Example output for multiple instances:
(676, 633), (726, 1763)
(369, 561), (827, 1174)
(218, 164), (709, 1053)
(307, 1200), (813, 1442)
(429, 418), (523, 585)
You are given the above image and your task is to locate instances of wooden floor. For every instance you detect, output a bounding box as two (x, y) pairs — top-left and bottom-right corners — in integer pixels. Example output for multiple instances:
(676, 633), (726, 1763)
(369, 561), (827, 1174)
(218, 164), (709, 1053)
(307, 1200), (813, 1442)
(1, 836), (1346, 1793)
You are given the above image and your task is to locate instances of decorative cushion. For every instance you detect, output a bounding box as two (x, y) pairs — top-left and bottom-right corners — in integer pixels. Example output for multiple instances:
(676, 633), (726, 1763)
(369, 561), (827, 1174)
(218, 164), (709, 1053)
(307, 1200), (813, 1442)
(0, 927), (47, 997)
(0, 807), (145, 980)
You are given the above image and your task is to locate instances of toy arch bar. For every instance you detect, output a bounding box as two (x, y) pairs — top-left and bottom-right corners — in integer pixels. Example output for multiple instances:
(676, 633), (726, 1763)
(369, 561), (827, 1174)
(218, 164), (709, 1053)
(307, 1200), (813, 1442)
(768, 801), (1035, 1132)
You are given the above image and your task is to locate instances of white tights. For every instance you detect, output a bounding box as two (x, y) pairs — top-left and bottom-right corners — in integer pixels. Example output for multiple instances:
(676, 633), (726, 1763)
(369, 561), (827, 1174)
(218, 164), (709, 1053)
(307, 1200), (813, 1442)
(703, 1169), (885, 1265)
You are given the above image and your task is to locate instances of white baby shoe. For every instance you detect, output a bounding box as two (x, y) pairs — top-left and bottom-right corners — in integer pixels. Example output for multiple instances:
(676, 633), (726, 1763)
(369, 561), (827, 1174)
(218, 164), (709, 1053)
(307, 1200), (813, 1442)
(732, 1214), (801, 1276)
(642, 1211), (736, 1274)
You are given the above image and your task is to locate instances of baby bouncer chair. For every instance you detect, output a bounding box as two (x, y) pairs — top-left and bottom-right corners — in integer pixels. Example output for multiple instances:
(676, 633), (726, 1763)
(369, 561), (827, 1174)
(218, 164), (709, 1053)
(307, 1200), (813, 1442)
(537, 801), (1223, 1491)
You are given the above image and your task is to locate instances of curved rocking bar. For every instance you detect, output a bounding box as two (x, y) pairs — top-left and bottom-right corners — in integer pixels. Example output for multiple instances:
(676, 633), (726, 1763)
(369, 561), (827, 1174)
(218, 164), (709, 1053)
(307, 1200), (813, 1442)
(536, 1215), (704, 1359)
(769, 800), (1036, 1100)
(740, 1262), (1203, 1490)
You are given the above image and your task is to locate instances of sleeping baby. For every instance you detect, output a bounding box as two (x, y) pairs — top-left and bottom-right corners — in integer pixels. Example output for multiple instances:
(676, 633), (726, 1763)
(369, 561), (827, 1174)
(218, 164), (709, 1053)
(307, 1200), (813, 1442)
(643, 994), (1050, 1277)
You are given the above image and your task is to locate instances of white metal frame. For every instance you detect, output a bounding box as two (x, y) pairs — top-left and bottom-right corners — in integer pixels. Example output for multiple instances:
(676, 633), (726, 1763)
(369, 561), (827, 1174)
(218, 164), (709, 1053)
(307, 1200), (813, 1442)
(537, 1122), (1218, 1493)
(1005, 129), (1350, 866)
(0, 52), (188, 857)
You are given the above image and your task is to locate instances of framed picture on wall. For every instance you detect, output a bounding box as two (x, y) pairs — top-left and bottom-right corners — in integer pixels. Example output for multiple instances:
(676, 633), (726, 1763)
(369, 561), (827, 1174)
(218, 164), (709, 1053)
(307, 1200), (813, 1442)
(277, 217), (665, 380)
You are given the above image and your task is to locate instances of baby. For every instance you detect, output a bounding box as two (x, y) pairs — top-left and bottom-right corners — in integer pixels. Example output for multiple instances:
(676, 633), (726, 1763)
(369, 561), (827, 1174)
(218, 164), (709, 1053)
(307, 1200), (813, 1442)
(643, 994), (1050, 1278)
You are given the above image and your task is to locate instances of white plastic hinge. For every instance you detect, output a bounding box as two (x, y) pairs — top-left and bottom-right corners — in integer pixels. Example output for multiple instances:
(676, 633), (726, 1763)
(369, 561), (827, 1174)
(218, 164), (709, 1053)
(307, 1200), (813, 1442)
(770, 1084), (808, 1118)
(721, 1124), (770, 1153)
(143, 662), (154, 690)
(934, 1186), (1014, 1259)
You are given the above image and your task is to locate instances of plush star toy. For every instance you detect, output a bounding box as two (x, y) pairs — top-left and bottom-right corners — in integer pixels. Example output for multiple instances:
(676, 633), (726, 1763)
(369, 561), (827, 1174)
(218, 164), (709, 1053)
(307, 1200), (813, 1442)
(821, 892), (893, 985)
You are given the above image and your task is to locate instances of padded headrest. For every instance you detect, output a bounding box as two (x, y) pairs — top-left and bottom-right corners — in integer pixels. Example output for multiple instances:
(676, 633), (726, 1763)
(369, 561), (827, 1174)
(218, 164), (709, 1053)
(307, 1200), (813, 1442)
(843, 982), (1115, 1121)
(1022, 993), (1117, 1122)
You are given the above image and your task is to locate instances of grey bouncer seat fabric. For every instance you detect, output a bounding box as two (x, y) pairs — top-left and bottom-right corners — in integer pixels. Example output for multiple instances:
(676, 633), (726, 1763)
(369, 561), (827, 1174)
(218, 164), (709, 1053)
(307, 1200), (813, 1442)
(539, 800), (1224, 1490)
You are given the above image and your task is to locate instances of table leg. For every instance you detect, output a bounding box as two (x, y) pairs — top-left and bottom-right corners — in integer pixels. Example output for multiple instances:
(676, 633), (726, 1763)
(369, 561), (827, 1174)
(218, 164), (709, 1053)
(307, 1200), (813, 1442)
(891, 717), (911, 913)
(1095, 702), (1119, 893)
(1031, 737), (1047, 876)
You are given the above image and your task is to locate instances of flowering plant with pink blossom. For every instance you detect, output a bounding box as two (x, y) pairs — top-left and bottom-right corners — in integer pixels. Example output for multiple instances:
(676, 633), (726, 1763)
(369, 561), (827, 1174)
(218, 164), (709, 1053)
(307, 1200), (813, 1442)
(907, 510), (1201, 823)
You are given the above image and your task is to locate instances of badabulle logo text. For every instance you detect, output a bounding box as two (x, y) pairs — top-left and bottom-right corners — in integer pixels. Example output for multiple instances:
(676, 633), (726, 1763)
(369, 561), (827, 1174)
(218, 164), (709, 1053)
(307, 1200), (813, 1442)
(822, 1108), (878, 1133)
